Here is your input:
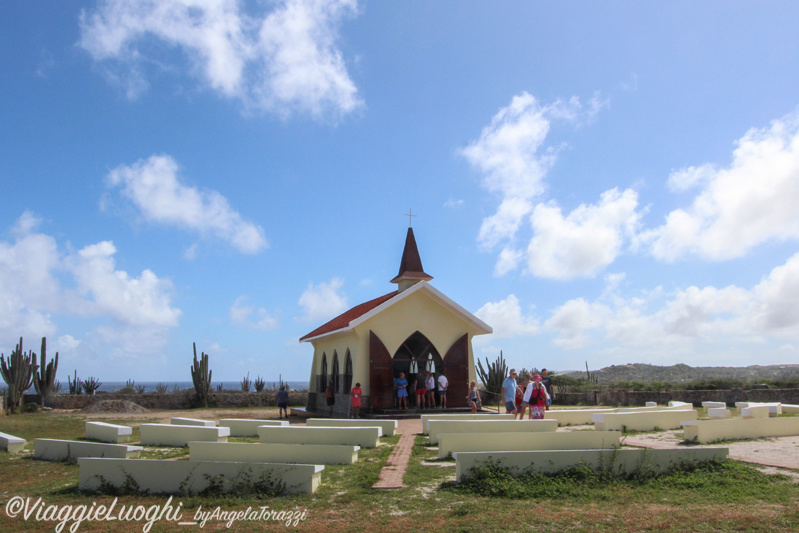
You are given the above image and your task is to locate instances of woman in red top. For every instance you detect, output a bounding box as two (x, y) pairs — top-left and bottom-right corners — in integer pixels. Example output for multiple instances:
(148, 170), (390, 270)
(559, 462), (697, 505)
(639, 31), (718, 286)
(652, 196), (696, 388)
(350, 382), (362, 419)
(524, 374), (549, 420)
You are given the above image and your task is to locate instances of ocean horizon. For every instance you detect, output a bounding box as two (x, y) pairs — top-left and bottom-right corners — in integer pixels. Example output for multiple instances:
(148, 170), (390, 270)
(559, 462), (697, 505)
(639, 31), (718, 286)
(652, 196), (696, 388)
(17, 380), (309, 393)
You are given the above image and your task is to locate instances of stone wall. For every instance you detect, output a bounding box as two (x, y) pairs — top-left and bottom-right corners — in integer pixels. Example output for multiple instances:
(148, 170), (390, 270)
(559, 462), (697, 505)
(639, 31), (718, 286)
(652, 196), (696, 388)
(557, 388), (799, 407)
(25, 389), (308, 411)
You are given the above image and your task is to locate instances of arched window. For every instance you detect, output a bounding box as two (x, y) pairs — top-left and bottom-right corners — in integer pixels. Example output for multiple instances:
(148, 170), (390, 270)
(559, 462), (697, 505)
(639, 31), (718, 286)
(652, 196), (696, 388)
(344, 350), (353, 392)
(332, 351), (340, 393)
(320, 353), (328, 393)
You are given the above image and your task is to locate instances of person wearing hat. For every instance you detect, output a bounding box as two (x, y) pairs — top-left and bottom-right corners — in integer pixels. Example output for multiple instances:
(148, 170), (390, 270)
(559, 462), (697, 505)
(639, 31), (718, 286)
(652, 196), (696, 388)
(501, 369), (519, 415)
(523, 373), (550, 420)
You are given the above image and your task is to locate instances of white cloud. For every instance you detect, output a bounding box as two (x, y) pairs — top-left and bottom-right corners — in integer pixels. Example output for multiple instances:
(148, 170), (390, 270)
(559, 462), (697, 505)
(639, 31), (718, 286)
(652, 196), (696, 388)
(544, 252), (799, 354)
(642, 110), (799, 261)
(527, 188), (641, 279)
(475, 294), (539, 339)
(230, 296), (279, 330)
(78, 0), (362, 119)
(0, 213), (181, 359)
(106, 154), (268, 254)
(298, 277), (348, 322)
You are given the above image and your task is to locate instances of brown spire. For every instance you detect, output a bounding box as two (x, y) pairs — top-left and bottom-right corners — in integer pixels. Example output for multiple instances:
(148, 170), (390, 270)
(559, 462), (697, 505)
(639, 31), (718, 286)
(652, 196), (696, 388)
(390, 227), (433, 291)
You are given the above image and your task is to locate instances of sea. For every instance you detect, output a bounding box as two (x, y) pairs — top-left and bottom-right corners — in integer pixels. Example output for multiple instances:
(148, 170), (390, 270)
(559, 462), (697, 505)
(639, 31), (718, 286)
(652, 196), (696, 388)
(28, 380), (309, 393)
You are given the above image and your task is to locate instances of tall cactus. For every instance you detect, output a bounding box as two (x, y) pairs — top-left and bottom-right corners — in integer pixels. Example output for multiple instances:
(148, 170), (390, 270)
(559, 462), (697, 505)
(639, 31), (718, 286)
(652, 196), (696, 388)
(190, 342), (212, 407)
(0, 337), (39, 414)
(33, 337), (59, 406)
(476, 350), (508, 396)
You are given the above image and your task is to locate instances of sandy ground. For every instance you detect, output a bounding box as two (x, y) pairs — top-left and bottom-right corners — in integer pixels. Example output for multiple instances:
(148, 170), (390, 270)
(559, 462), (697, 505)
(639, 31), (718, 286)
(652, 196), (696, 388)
(52, 406), (285, 425)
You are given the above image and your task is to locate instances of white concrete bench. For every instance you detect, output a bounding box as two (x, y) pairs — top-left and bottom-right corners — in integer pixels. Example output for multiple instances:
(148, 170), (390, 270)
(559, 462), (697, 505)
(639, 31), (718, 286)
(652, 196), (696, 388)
(85, 421), (132, 443)
(0, 431), (25, 454)
(139, 424), (229, 446)
(593, 409), (697, 432)
(741, 405), (770, 419)
(645, 402), (658, 407)
(170, 417), (216, 427)
(437, 430), (621, 459)
(79, 458), (322, 495)
(707, 408), (732, 419)
(34, 439), (142, 461)
(428, 419), (557, 445)
(306, 418), (398, 437)
(421, 413), (515, 434)
(544, 408), (616, 426)
(783, 404), (799, 414)
(682, 416), (799, 444)
(668, 401), (693, 408)
(258, 426), (381, 448)
(189, 441), (359, 465)
(702, 401), (727, 409)
(218, 419), (288, 437)
(453, 447), (729, 482)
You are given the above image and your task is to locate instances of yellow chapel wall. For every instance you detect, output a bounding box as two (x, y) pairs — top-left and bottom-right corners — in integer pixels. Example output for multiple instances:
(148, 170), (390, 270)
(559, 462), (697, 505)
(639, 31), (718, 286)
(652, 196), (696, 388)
(352, 288), (479, 395)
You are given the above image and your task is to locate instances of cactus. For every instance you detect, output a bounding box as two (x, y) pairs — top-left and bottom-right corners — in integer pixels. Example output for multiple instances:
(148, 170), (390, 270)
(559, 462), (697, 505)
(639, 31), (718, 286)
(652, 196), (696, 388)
(82, 376), (102, 395)
(33, 337), (59, 406)
(476, 350), (508, 396)
(0, 337), (39, 414)
(68, 370), (82, 395)
(254, 375), (266, 392)
(155, 382), (168, 394)
(241, 372), (252, 392)
(190, 342), (212, 407)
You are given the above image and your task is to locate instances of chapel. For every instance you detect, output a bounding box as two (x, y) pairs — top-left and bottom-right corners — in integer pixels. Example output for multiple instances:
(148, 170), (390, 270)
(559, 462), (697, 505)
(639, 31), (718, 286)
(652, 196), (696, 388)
(300, 226), (492, 415)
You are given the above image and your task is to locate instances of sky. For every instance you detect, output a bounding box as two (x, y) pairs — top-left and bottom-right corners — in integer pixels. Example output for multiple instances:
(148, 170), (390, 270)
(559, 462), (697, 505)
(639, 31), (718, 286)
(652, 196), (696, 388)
(1, 1), (799, 383)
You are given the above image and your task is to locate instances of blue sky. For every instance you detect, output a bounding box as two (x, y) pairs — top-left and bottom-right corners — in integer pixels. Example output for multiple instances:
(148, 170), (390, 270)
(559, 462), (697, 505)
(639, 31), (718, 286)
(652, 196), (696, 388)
(2, 1), (799, 382)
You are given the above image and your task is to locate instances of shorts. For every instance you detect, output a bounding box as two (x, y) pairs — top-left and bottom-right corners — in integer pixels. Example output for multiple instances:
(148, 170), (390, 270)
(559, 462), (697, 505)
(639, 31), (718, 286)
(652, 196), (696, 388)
(505, 401), (517, 412)
(438, 390), (447, 395)
(277, 401), (287, 409)
(397, 389), (408, 398)
(416, 388), (426, 395)
(326, 397), (335, 406)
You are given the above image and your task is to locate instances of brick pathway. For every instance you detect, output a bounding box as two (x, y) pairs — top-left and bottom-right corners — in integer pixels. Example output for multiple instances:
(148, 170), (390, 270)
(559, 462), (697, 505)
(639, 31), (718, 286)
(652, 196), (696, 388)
(372, 418), (423, 489)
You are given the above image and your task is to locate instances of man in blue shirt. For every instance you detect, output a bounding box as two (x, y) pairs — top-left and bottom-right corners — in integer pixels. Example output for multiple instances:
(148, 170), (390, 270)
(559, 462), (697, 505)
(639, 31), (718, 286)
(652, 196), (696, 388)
(502, 369), (519, 415)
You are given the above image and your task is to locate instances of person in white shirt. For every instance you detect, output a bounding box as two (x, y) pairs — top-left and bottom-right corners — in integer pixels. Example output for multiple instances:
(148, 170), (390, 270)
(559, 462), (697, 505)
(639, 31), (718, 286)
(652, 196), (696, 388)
(437, 373), (448, 408)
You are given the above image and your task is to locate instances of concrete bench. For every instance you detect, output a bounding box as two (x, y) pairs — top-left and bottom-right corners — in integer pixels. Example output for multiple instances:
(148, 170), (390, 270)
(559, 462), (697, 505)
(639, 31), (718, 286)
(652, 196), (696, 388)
(702, 401), (727, 409)
(668, 401), (693, 408)
(645, 402), (657, 407)
(741, 406), (770, 419)
(170, 417), (216, 427)
(258, 426), (381, 448)
(453, 447), (729, 482)
(783, 404), (799, 414)
(706, 408), (732, 418)
(218, 419), (288, 437)
(593, 409), (697, 432)
(139, 424), (229, 447)
(79, 458), (322, 495)
(189, 441), (360, 465)
(34, 439), (142, 461)
(544, 408), (616, 426)
(421, 413), (515, 434)
(0, 431), (25, 454)
(306, 418), (398, 437)
(85, 421), (133, 443)
(437, 430), (621, 459)
(428, 419), (557, 445)
(682, 416), (799, 444)
(735, 402), (782, 416)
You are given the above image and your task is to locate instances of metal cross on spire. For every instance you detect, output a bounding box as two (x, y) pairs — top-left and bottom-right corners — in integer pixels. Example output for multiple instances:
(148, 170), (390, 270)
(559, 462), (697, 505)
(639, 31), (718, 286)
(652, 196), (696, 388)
(405, 208), (417, 227)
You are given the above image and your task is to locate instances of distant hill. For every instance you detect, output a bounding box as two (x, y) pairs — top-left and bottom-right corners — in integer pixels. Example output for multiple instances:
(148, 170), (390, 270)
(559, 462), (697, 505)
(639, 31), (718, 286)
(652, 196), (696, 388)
(561, 363), (799, 384)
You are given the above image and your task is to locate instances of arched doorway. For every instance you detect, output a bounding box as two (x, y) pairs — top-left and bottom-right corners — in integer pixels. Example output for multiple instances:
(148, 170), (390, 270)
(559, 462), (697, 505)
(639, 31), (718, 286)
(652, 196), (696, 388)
(393, 331), (442, 406)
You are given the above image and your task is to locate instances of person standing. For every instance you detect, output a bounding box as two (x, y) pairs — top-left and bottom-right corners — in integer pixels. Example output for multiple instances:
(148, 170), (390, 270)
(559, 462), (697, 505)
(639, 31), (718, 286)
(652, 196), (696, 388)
(525, 374), (549, 419)
(395, 372), (409, 409)
(415, 372), (427, 409)
(277, 385), (289, 419)
(468, 381), (479, 414)
(541, 368), (555, 409)
(350, 382), (362, 419)
(426, 372), (436, 408)
(502, 369), (518, 415)
(325, 379), (335, 416)
(437, 373), (449, 408)
(516, 373), (531, 420)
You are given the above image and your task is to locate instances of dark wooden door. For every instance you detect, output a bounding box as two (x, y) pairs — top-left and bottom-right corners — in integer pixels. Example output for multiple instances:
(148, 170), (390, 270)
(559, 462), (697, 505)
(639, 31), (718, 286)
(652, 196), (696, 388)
(369, 331), (394, 409)
(443, 334), (469, 407)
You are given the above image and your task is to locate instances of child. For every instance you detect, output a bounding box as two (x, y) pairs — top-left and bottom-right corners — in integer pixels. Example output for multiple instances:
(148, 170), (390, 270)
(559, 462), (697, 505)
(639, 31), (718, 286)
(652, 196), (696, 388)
(277, 385), (289, 419)
(468, 381), (479, 414)
(350, 382), (362, 418)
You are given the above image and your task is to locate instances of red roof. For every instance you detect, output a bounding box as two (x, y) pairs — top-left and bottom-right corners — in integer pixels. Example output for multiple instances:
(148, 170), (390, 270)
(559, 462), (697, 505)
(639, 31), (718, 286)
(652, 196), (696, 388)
(300, 290), (399, 341)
